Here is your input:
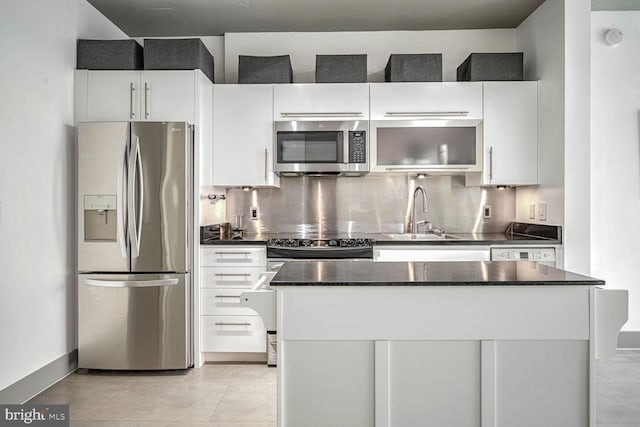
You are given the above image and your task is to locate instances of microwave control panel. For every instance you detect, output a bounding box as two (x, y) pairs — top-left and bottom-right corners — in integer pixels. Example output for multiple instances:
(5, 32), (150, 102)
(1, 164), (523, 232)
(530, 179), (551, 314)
(349, 131), (367, 163)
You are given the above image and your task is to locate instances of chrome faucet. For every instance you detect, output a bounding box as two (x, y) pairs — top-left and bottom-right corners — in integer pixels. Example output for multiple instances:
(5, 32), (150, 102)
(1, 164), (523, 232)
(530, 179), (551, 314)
(408, 185), (429, 234)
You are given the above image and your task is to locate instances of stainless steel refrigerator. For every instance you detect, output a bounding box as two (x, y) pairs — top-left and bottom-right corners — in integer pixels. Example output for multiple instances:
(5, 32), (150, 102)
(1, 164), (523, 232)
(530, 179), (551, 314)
(77, 121), (193, 370)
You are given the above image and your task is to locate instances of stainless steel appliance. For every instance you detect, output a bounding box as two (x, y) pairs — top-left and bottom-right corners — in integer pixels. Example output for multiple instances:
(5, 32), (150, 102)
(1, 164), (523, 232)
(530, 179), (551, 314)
(369, 119), (483, 173)
(490, 247), (558, 267)
(266, 237), (374, 261)
(274, 121), (368, 176)
(77, 121), (193, 370)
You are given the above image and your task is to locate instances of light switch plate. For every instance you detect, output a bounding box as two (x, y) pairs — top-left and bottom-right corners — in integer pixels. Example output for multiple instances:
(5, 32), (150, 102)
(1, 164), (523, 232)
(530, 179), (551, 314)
(250, 206), (259, 220)
(538, 202), (547, 221)
(528, 204), (535, 219)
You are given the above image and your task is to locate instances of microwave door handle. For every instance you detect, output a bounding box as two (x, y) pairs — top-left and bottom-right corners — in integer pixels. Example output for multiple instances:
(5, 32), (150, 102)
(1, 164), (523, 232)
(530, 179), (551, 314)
(117, 133), (129, 258)
(343, 133), (349, 164)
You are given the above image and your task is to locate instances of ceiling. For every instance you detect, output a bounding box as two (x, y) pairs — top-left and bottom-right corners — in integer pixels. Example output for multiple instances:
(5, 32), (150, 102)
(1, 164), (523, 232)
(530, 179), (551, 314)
(87, 0), (550, 37)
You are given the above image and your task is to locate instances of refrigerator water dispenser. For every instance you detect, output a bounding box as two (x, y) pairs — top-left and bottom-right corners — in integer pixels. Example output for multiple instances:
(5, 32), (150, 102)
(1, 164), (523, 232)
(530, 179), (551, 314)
(84, 194), (117, 241)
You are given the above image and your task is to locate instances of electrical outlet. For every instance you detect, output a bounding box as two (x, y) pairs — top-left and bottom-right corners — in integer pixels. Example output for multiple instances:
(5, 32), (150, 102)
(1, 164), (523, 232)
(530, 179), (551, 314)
(483, 205), (492, 219)
(528, 204), (535, 219)
(250, 206), (259, 220)
(538, 202), (547, 221)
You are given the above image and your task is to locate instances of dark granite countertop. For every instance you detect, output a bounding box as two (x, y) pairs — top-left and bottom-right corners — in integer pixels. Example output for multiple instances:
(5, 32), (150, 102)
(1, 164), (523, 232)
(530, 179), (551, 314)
(270, 260), (603, 287)
(369, 232), (561, 246)
(200, 232), (560, 246)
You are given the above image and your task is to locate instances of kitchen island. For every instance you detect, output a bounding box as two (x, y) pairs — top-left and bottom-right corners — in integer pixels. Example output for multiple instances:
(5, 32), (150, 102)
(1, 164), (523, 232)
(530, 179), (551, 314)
(270, 260), (627, 427)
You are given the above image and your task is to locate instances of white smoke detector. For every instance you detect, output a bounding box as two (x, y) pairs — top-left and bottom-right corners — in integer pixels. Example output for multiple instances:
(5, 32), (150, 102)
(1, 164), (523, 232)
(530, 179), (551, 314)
(605, 28), (624, 46)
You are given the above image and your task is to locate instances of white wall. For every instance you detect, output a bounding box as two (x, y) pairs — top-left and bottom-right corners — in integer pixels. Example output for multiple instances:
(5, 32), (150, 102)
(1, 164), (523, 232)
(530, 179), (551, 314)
(562, 0), (592, 275)
(0, 0), (126, 392)
(515, 0), (565, 228)
(224, 30), (517, 83)
(515, 0), (592, 276)
(591, 11), (640, 331)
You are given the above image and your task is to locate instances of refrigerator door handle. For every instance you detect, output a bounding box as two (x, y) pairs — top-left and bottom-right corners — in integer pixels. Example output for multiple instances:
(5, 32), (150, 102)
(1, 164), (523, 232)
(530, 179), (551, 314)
(116, 133), (129, 258)
(128, 137), (143, 258)
(84, 278), (179, 288)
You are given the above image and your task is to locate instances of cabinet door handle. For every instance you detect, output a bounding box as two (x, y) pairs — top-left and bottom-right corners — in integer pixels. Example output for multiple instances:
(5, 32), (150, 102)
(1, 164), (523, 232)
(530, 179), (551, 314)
(280, 112), (363, 118)
(215, 322), (251, 326)
(489, 146), (494, 182)
(384, 111), (469, 117)
(144, 82), (149, 119)
(129, 82), (135, 119)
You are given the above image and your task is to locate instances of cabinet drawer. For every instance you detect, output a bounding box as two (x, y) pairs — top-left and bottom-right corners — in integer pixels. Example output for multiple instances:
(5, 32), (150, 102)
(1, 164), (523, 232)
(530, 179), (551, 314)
(200, 246), (266, 267)
(201, 315), (266, 352)
(201, 288), (259, 316)
(200, 266), (264, 289)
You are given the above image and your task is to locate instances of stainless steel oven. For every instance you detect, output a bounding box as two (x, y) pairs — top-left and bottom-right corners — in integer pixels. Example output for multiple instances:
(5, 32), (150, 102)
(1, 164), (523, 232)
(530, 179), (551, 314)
(274, 121), (368, 176)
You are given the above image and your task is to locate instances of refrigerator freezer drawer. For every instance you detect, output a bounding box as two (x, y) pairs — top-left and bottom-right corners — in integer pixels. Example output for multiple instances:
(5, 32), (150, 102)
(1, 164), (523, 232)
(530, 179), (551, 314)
(78, 273), (191, 370)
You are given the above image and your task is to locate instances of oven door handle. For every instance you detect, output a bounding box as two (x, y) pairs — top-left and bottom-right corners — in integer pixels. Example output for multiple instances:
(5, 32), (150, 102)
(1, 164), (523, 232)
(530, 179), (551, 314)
(270, 263), (285, 271)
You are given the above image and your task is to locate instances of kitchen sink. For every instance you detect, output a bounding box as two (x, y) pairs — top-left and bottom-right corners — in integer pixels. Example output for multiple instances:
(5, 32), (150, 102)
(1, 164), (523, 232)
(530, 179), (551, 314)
(383, 233), (461, 240)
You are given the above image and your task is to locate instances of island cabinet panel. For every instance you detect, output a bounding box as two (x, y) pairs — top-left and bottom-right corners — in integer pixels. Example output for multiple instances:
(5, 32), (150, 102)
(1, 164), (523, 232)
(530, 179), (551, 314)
(281, 341), (375, 427)
(494, 340), (589, 427)
(385, 341), (481, 427)
(279, 287), (590, 341)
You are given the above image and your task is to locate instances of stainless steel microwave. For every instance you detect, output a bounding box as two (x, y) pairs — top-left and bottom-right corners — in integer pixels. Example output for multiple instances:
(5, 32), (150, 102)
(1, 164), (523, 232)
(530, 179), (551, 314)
(274, 121), (368, 176)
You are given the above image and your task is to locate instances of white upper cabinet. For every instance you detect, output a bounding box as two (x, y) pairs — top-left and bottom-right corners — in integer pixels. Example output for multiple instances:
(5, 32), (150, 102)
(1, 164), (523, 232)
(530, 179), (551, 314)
(76, 70), (200, 123)
(213, 84), (279, 187)
(480, 81), (539, 186)
(140, 71), (195, 122)
(75, 69), (213, 185)
(273, 83), (369, 121)
(370, 82), (483, 120)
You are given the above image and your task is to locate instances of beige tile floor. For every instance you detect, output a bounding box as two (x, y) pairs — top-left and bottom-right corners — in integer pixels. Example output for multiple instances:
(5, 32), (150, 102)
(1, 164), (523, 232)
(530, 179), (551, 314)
(28, 363), (277, 427)
(27, 350), (640, 427)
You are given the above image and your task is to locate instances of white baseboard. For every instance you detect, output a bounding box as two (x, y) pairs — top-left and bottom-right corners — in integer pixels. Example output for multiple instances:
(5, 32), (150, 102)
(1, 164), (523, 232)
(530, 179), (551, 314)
(0, 350), (77, 404)
(203, 352), (267, 364)
(618, 331), (640, 349)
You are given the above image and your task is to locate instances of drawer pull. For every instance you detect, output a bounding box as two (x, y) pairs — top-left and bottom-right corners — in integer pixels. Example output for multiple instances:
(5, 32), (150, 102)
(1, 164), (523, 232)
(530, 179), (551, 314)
(214, 273), (250, 278)
(215, 322), (251, 326)
(215, 295), (241, 299)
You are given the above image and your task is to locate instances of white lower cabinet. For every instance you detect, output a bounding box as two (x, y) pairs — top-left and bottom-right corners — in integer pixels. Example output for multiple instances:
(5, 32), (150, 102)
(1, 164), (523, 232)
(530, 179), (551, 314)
(200, 315), (266, 353)
(282, 341), (375, 427)
(281, 339), (587, 427)
(373, 245), (490, 261)
(385, 341), (480, 427)
(200, 245), (267, 355)
(493, 340), (588, 427)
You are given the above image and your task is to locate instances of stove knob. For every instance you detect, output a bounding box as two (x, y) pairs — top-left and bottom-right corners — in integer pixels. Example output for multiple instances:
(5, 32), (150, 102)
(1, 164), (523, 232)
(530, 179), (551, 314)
(341, 239), (354, 247)
(272, 239), (284, 246)
(328, 240), (338, 247)
(301, 239), (313, 247)
(355, 238), (367, 246)
(285, 239), (298, 247)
